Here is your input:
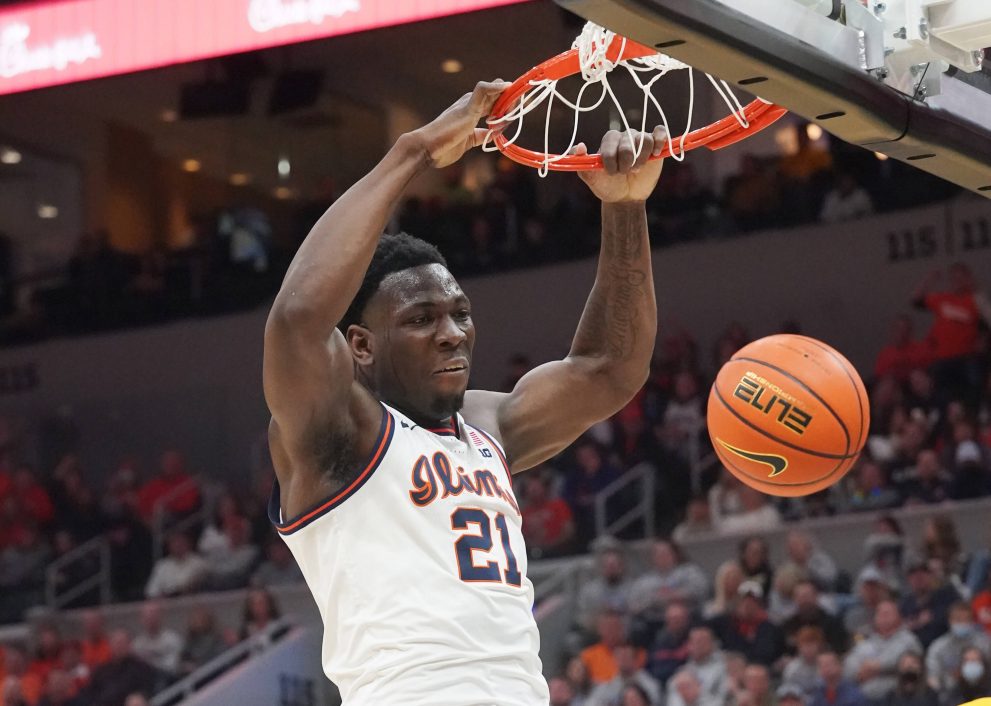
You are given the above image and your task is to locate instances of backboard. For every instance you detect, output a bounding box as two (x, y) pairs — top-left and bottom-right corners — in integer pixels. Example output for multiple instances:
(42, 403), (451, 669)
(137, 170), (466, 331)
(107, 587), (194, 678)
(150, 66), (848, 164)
(555, 0), (991, 198)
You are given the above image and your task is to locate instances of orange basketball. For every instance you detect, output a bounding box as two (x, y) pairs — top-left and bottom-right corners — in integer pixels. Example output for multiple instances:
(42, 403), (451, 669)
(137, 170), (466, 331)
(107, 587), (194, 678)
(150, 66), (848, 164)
(706, 334), (869, 497)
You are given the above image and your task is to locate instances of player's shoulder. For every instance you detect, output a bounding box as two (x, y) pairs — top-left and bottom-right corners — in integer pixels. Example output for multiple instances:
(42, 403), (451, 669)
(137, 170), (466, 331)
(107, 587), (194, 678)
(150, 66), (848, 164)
(461, 389), (507, 447)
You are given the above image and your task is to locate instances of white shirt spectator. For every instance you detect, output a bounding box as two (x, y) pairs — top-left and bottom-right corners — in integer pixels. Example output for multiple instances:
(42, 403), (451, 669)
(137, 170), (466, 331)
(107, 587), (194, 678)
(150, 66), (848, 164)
(926, 615), (991, 693)
(132, 601), (184, 675)
(843, 602), (922, 702)
(716, 486), (782, 535)
(820, 176), (874, 223)
(145, 534), (208, 598)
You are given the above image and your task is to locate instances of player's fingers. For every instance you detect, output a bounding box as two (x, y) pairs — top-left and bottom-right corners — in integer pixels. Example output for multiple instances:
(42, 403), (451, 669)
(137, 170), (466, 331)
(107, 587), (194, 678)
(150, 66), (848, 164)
(470, 80), (511, 115)
(569, 142), (589, 156)
(632, 133), (654, 171)
(651, 126), (669, 157)
(599, 131), (621, 175)
(616, 132), (638, 174)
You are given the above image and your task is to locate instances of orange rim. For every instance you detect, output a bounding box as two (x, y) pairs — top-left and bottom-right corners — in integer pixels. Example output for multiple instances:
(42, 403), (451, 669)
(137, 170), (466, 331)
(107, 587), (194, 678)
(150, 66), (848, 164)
(487, 34), (788, 172)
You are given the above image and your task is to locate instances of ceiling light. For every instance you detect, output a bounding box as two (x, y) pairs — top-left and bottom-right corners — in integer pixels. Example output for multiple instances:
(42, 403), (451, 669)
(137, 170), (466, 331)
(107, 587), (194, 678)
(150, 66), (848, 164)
(277, 156), (291, 178)
(274, 186), (294, 200)
(0, 148), (21, 165)
(441, 59), (463, 74)
(182, 159), (201, 172)
(160, 109), (178, 123)
(230, 172), (251, 186)
(875, 151), (890, 161)
(37, 204), (58, 219)
(806, 123), (824, 141)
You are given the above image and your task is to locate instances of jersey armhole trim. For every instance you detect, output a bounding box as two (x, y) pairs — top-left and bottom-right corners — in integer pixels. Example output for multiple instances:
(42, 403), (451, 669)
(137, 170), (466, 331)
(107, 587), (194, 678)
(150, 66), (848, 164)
(269, 405), (395, 535)
(465, 423), (513, 484)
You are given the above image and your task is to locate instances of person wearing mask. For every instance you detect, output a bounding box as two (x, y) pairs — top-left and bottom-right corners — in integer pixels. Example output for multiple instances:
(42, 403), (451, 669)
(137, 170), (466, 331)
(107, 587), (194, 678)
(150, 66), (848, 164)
(926, 602), (991, 694)
(947, 647), (991, 705)
(881, 652), (938, 706)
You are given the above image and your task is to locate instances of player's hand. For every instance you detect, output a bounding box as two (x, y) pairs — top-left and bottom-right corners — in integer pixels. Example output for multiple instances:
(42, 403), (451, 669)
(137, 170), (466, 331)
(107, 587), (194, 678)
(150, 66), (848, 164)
(411, 80), (510, 169)
(576, 128), (666, 203)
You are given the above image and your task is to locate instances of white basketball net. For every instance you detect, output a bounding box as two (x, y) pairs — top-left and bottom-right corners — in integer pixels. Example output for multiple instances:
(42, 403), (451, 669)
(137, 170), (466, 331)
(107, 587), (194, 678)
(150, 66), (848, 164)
(484, 22), (758, 176)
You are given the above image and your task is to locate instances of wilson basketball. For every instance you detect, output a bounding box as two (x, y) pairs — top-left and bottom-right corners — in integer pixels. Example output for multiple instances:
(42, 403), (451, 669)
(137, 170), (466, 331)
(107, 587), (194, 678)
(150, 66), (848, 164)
(706, 334), (869, 497)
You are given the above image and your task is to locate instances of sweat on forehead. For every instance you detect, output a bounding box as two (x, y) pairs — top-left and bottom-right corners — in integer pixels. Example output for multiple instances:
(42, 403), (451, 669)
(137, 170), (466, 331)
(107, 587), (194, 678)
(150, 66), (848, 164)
(371, 264), (464, 311)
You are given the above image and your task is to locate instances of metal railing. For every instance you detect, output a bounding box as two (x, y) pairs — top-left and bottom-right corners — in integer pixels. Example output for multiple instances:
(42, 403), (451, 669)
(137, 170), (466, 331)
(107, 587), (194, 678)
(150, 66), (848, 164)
(593, 461), (656, 539)
(151, 476), (211, 561)
(685, 420), (720, 496)
(45, 536), (111, 609)
(150, 617), (293, 706)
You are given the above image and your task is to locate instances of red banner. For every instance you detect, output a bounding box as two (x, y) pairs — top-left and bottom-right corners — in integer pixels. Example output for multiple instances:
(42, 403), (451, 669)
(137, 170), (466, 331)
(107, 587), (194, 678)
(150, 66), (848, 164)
(0, 0), (529, 96)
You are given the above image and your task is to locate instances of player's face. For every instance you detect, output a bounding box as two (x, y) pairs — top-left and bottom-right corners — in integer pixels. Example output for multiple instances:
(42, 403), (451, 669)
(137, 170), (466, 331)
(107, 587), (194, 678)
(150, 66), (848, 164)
(363, 264), (475, 423)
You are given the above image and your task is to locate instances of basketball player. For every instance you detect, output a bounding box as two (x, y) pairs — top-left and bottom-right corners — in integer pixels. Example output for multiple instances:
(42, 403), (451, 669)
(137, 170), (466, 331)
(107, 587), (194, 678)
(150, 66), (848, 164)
(263, 80), (664, 704)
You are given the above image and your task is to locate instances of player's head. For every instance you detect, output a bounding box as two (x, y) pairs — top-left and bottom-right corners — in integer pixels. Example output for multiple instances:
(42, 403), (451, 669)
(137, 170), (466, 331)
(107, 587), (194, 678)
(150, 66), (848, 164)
(341, 233), (473, 423)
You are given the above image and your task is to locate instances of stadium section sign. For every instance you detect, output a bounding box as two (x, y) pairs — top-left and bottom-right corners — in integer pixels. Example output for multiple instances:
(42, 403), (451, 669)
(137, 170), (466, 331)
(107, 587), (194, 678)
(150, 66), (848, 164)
(0, 0), (529, 95)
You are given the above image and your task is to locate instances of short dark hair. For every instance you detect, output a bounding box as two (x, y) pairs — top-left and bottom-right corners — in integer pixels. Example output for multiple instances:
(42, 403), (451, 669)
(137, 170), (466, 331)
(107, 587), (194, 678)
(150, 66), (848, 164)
(339, 232), (447, 332)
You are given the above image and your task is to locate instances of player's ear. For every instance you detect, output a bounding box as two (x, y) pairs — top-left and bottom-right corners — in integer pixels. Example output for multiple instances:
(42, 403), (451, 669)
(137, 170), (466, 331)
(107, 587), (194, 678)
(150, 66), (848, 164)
(347, 324), (374, 367)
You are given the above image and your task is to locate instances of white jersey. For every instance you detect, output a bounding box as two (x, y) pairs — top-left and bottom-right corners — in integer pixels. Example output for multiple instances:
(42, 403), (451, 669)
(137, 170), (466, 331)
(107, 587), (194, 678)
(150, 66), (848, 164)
(270, 402), (548, 706)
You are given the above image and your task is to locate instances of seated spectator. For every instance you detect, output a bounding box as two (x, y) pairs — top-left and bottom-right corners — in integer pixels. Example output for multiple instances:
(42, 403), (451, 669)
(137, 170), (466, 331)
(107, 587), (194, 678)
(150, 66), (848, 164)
(197, 492), (243, 555)
(778, 530), (839, 592)
(707, 471), (743, 528)
(706, 560), (745, 619)
(776, 683), (809, 706)
(880, 651), (938, 706)
(843, 600), (923, 703)
(783, 627), (826, 696)
(132, 601), (183, 676)
(252, 535), (303, 588)
(844, 566), (895, 639)
(819, 172), (874, 223)
(835, 461), (900, 513)
(577, 539), (633, 634)
(667, 668), (722, 706)
(79, 610), (111, 668)
(922, 515), (966, 580)
(0, 524), (51, 622)
(241, 587), (281, 641)
(204, 517), (258, 590)
(56, 641), (89, 694)
(629, 539), (708, 618)
(716, 486), (781, 535)
(900, 559), (959, 649)
(945, 647), (991, 706)
(105, 512), (154, 603)
(137, 450), (200, 521)
(646, 600), (693, 686)
(548, 676), (575, 706)
(587, 643), (661, 706)
(723, 652), (748, 704)
(671, 497), (714, 541)
(38, 668), (83, 706)
(925, 602), (991, 694)
(783, 581), (849, 655)
(898, 450), (951, 505)
(619, 683), (654, 706)
(81, 631), (161, 706)
(709, 581), (784, 667)
(971, 564), (991, 634)
(562, 440), (621, 548)
(28, 624), (64, 686)
(873, 317), (931, 383)
(949, 440), (991, 500)
(674, 627), (728, 702)
(565, 655), (595, 704)
(179, 607), (226, 675)
(520, 472), (575, 559)
(739, 664), (773, 706)
(738, 537), (774, 599)
(769, 564), (804, 624)
(1, 646), (43, 706)
(810, 651), (867, 706)
(581, 610), (645, 685)
(145, 531), (207, 598)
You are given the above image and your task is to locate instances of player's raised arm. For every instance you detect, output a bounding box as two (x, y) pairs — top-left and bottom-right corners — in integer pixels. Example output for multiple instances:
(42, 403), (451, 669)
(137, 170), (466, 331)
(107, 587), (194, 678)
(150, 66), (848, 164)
(263, 81), (507, 510)
(464, 129), (664, 472)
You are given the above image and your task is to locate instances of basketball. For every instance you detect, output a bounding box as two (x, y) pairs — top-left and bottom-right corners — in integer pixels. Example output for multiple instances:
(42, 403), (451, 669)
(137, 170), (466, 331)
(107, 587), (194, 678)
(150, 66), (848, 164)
(706, 334), (869, 497)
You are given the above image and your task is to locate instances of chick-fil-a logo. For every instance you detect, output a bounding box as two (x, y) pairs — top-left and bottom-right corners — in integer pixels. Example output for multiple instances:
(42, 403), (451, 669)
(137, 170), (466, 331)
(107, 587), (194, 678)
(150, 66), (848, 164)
(0, 22), (102, 79)
(248, 0), (362, 33)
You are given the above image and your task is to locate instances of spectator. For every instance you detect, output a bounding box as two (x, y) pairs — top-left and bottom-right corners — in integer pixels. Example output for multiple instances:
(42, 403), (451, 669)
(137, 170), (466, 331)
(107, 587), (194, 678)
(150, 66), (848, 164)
(197, 493), (243, 555)
(900, 560), (959, 649)
(145, 531), (207, 598)
(836, 461), (900, 513)
(844, 567), (895, 639)
(520, 472), (575, 559)
(921, 515), (965, 578)
(241, 587), (280, 641)
(548, 676), (576, 706)
(667, 668), (722, 706)
(1, 646), (43, 706)
(577, 540), (633, 633)
(204, 517), (258, 590)
(645, 601), (693, 686)
(738, 538), (774, 599)
(562, 440), (621, 547)
(706, 560), (745, 619)
(675, 627), (727, 702)
(587, 643), (661, 706)
(131, 601), (183, 676)
(137, 450), (200, 521)
(708, 471), (743, 528)
(252, 535), (303, 587)
(620, 684), (653, 706)
(945, 647), (991, 706)
(769, 564), (805, 624)
(660, 372), (705, 460)
(926, 602), (991, 694)
(783, 626), (827, 696)
(776, 683), (809, 706)
(580, 611), (645, 685)
(565, 655), (595, 705)
(716, 486), (782, 535)
(28, 624), (63, 686)
(783, 581), (849, 655)
(79, 610), (111, 668)
(671, 497), (714, 541)
(179, 607), (226, 675)
(56, 642), (89, 694)
(898, 450), (951, 505)
(810, 652), (867, 706)
(880, 652), (938, 706)
(629, 539), (708, 618)
(37, 668), (83, 706)
(82, 630), (160, 706)
(0, 524), (51, 622)
(778, 530), (839, 592)
(105, 512), (153, 602)
(950, 440), (991, 500)
(740, 664), (773, 706)
(819, 173), (874, 223)
(843, 600), (923, 703)
(724, 651), (748, 704)
(708, 581), (784, 666)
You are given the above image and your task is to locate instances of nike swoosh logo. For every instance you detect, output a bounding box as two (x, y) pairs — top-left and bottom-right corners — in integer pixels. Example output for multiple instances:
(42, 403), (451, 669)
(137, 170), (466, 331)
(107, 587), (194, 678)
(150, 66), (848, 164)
(716, 439), (788, 477)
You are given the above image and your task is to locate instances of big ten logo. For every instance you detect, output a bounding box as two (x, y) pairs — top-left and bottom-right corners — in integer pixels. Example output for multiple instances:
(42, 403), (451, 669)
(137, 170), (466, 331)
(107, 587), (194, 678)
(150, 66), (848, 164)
(0, 362), (38, 395)
(733, 373), (812, 435)
(278, 673), (315, 706)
